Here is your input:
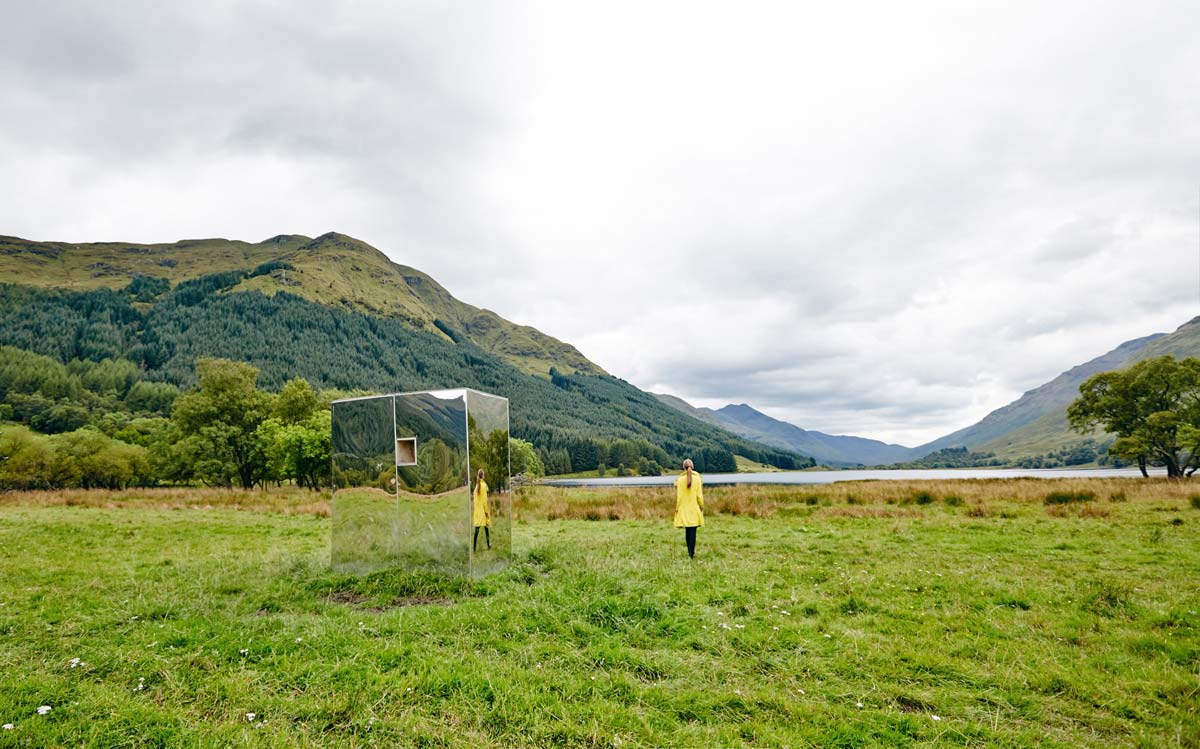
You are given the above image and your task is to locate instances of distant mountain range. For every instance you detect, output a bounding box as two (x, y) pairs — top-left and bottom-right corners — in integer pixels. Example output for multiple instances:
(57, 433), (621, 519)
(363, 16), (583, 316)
(652, 394), (916, 466)
(656, 317), (1200, 466)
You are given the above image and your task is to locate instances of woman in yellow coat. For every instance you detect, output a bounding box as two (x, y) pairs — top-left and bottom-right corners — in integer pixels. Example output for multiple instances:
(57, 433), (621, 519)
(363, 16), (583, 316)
(472, 468), (491, 551)
(674, 459), (704, 558)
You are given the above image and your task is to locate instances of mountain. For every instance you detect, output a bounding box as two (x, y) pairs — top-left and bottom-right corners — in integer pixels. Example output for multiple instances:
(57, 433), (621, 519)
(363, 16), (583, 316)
(962, 321), (1200, 459)
(0, 232), (600, 378)
(0, 233), (814, 473)
(658, 319), (1191, 467)
(914, 332), (1166, 457)
(652, 395), (916, 466)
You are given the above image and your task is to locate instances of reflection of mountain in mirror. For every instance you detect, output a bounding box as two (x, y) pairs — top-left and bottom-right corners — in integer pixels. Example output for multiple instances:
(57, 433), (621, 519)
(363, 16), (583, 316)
(331, 396), (397, 493)
(395, 391), (467, 496)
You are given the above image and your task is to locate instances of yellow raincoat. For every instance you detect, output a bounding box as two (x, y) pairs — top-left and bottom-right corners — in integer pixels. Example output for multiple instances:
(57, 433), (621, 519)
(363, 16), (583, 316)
(472, 480), (491, 527)
(673, 472), (704, 528)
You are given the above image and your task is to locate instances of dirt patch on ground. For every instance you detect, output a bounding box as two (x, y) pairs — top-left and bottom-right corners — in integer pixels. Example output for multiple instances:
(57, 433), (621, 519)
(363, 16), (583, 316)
(327, 590), (368, 606)
(365, 595), (452, 611)
(894, 695), (935, 713)
(327, 591), (451, 610)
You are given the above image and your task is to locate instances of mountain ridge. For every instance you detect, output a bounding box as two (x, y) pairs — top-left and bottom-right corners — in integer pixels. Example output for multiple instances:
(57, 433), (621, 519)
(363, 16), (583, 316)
(0, 233), (815, 474)
(652, 394), (917, 466)
(0, 232), (601, 379)
(916, 332), (1166, 456)
(968, 321), (1200, 458)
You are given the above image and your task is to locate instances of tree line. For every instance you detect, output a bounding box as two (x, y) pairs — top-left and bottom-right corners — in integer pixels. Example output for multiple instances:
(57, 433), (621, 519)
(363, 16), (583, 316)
(0, 352), (546, 490)
(0, 277), (814, 476)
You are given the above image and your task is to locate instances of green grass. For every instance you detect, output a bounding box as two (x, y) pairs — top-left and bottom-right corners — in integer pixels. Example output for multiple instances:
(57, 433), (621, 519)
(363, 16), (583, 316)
(1, 486), (1198, 747)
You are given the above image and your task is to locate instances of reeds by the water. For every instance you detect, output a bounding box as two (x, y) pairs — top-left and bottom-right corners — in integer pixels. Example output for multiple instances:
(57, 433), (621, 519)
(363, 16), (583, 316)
(2, 476), (1193, 521)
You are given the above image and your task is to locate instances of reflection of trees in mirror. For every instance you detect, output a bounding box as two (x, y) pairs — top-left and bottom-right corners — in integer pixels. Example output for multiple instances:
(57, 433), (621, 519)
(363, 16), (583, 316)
(395, 438), (464, 494)
(469, 416), (509, 492)
(331, 451), (395, 491)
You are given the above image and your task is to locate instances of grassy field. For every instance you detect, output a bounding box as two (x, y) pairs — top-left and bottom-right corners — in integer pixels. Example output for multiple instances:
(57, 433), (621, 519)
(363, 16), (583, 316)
(0, 479), (1197, 747)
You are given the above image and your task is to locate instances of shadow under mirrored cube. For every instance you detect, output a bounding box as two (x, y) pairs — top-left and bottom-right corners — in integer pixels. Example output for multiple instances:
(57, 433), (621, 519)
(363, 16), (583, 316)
(331, 389), (510, 576)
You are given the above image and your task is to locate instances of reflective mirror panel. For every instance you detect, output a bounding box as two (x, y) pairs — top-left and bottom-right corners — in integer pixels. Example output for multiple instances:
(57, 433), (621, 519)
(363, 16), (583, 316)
(467, 390), (511, 576)
(394, 391), (469, 572)
(331, 389), (509, 576)
(331, 396), (398, 573)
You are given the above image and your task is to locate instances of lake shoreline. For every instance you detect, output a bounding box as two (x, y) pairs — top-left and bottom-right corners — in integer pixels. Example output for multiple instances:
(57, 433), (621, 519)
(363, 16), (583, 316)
(541, 466), (1164, 487)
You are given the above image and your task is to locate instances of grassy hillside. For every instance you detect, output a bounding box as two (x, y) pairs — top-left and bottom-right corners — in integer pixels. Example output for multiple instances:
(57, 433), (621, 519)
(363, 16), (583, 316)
(974, 320), (1200, 459)
(1, 480), (1196, 746)
(0, 233), (601, 378)
(919, 333), (1164, 457)
(0, 276), (812, 473)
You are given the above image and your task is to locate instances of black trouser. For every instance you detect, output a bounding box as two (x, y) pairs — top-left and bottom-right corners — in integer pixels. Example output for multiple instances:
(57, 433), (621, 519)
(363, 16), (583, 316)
(473, 525), (490, 551)
(684, 526), (697, 558)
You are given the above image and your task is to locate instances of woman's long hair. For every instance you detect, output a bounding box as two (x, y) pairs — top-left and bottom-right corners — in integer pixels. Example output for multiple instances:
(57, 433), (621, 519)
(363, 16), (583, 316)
(683, 459), (693, 488)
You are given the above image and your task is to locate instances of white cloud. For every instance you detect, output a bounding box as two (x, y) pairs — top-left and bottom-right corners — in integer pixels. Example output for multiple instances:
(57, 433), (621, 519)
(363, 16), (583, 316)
(1, 0), (1197, 445)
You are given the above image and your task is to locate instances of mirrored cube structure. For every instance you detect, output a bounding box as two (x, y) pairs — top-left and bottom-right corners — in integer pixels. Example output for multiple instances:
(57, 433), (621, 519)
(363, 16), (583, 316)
(331, 389), (510, 576)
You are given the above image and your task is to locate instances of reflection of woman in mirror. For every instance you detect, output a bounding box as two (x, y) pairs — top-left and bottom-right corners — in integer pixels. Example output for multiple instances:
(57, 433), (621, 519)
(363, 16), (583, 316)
(674, 459), (704, 558)
(473, 468), (491, 551)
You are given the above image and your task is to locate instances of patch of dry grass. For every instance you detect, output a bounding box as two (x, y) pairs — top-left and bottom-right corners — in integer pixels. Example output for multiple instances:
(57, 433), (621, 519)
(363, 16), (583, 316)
(0, 486), (330, 516)
(514, 477), (1194, 522)
(2, 477), (1193, 524)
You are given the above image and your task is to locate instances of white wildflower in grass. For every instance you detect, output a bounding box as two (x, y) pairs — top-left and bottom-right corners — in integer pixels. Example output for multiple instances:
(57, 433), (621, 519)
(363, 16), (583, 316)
(931, 715), (942, 721)
(798, 689), (805, 695)
(69, 657), (81, 668)
(2, 724), (12, 730)
(295, 637), (303, 643)
(245, 713), (256, 722)
(239, 648), (249, 656)
(780, 610), (790, 616)
(856, 702), (864, 708)
(773, 626), (779, 631)
(136, 677), (146, 691)
(734, 623), (745, 629)
(37, 706), (51, 715)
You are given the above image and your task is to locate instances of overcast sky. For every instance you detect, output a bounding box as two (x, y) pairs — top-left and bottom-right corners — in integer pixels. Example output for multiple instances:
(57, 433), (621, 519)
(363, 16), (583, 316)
(2, 1), (1198, 445)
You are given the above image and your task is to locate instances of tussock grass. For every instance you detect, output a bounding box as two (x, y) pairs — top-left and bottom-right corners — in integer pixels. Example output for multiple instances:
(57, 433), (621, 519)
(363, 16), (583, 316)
(6, 477), (1197, 525)
(0, 480), (1197, 746)
(518, 477), (1196, 522)
(0, 486), (329, 516)
(1044, 490), (1097, 505)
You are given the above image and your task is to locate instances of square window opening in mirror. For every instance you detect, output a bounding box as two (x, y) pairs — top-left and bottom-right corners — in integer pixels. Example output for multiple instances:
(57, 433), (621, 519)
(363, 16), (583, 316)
(396, 437), (417, 466)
